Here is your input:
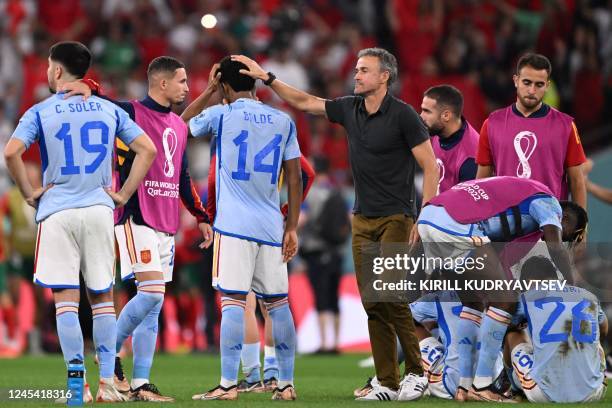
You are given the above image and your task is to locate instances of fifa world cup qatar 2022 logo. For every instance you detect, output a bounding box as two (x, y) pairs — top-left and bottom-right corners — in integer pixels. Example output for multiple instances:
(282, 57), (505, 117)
(514, 131), (538, 178)
(162, 127), (178, 178)
(436, 158), (445, 193)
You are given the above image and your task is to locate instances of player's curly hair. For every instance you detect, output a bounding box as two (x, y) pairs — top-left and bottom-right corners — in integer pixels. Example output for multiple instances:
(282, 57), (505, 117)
(217, 56), (256, 92)
(560, 201), (588, 244)
(520, 256), (557, 281)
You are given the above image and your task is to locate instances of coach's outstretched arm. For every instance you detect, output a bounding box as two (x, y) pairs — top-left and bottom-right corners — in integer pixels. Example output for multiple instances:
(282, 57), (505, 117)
(232, 55), (328, 116)
(107, 134), (157, 207)
(282, 157), (302, 263)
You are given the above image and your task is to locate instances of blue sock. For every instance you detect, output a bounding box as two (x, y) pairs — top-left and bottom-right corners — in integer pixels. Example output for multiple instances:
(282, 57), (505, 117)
(91, 302), (117, 380)
(115, 281), (165, 353)
(241, 342), (261, 382)
(55, 302), (84, 364)
(457, 306), (482, 389)
(266, 298), (295, 387)
(220, 298), (246, 388)
(263, 345), (279, 381)
(473, 306), (511, 389)
(132, 297), (162, 384)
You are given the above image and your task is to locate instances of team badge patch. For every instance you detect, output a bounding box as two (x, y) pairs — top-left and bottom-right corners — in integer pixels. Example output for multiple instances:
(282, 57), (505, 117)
(140, 250), (152, 264)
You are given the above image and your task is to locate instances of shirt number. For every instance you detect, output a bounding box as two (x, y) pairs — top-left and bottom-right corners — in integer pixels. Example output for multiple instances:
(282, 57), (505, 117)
(231, 130), (282, 184)
(54, 121), (109, 175)
(535, 297), (597, 344)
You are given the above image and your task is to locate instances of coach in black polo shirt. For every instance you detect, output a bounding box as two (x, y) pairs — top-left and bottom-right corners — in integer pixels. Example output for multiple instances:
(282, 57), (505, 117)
(234, 49), (439, 401)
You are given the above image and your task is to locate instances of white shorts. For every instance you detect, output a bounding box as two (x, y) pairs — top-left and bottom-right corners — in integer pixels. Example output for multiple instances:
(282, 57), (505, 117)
(419, 337), (453, 399)
(510, 342), (606, 403)
(212, 232), (288, 297)
(115, 218), (175, 282)
(33, 205), (115, 292)
(417, 206), (490, 274)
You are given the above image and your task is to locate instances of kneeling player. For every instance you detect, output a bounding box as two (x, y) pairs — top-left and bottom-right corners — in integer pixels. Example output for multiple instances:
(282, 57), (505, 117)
(505, 256), (607, 403)
(417, 176), (587, 402)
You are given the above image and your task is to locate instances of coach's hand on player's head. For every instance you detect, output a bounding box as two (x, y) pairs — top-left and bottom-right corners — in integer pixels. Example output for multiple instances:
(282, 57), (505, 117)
(282, 229), (298, 262)
(58, 80), (92, 100)
(231, 55), (268, 81)
(26, 184), (53, 208)
(105, 188), (128, 208)
(198, 222), (213, 249)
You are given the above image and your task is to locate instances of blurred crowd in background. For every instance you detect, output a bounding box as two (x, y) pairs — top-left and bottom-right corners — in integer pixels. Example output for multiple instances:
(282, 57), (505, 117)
(0, 0), (611, 356)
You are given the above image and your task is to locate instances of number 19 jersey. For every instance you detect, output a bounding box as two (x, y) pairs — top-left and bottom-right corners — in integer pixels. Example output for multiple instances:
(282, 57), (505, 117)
(11, 94), (143, 222)
(514, 286), (605, 401)
(190, 98), (301, 245)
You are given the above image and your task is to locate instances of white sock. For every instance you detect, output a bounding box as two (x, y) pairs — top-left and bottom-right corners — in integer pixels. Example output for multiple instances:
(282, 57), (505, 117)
(131, 378), (148, 389)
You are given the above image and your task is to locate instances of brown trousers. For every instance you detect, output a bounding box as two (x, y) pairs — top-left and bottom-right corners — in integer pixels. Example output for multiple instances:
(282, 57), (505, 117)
(352, 214), (424, 390)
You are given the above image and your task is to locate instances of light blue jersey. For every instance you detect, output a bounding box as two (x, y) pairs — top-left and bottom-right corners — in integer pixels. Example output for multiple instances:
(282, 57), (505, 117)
(480, 195), (562, 240)
(11, 94), (143, 222)
(410, 291), (463, 394)
(410, 291), (505, 395)
(514, 286), (605, 402)
(190, 98), (301, 245)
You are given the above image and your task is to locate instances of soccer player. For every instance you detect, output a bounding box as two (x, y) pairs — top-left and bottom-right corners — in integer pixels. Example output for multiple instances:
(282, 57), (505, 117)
(62, 56), (213, 401)
(505, 256), (607, 402)
(417, 176), (587, 402)
(476, 53), (587, 209)
(355, 291), (508, 401)
(188, 56), (302, 401)
(181, 65), (315, 394)
(419, 85), (478, 192)
(233, 50), (436, 402)
(4, 41), (156, 402)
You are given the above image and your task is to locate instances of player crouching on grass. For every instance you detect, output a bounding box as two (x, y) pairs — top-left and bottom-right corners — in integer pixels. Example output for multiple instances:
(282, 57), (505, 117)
(504, 256), (607, 403)
(416, 176), (586, 402)
(187, 57), (302, 401)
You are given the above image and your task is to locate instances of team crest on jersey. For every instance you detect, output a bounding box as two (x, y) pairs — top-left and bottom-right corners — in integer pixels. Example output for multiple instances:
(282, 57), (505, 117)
(514, 131), (538, 178)
(162, 127), (178, 178)
(140, 250), (152, 264)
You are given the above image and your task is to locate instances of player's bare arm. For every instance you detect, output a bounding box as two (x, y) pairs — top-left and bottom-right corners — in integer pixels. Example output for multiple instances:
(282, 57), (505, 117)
(181, 63), (221, 124)
(542, 224), (574, 285)
(231, 55), (327, 116)
(282, 157), (302, 262)
(107, 133), (157, 207)
(410, 139), (439, 244)
(476, 164), (494, 179)
(4, 139), (52, 208)
(567, 164), (587, 210)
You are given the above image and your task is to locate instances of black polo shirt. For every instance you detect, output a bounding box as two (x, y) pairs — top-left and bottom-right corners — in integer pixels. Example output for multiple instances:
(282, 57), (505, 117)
(325, 93), (429, 217)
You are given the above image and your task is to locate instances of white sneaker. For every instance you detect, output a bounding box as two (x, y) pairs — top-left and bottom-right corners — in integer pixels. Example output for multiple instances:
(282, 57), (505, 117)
(355, 385), (398, 401)
(96, 379), (129, 402)
(397, 373), (428, 401)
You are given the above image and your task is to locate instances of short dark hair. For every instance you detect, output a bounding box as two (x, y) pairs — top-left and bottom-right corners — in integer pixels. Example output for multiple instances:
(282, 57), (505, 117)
(147, 56), (185, 79)
(357, 48), (398, 86)
(217, 56), (255, 92)
(520, 256), (558, 281)
(49, 41), (91, 78)
(560, 201), (588, 243)
(423, 85), (464, 117)
(516, 53), (552, 78)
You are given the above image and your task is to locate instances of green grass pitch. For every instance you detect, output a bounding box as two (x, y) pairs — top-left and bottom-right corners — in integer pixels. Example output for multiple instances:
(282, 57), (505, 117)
(0, 354), (608, 406)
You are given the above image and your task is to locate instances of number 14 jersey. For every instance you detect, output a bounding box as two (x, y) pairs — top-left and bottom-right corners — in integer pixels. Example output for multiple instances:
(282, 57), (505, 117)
(190, 98), (301, 246)
(11, 94), (143, 222)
